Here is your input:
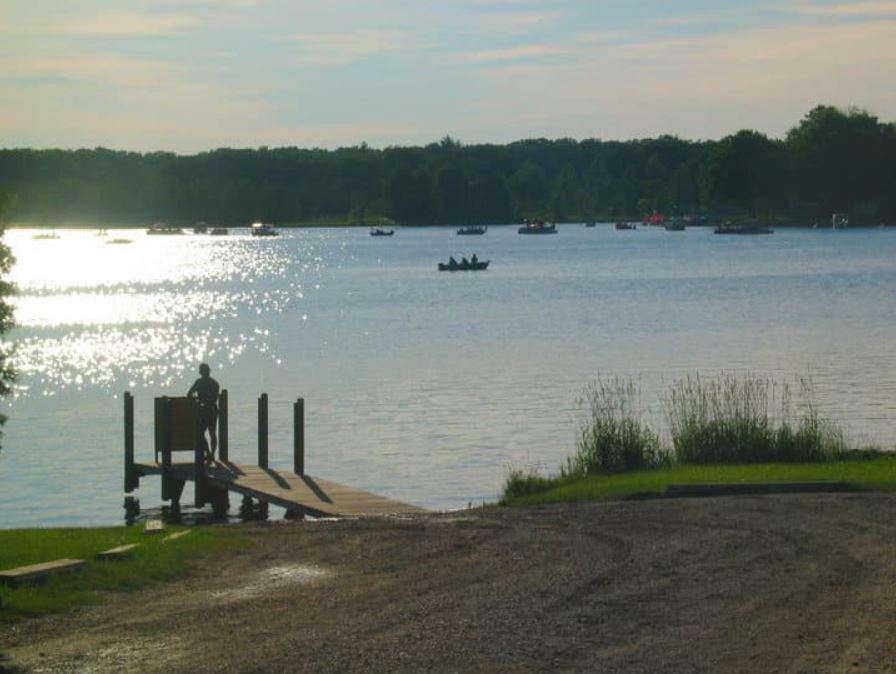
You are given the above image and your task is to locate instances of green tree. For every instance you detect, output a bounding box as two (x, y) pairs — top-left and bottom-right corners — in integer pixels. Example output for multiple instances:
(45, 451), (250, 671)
(786, 105), (889, 220)
(706, 130), (787, 218)
(0, 190), (16, 442)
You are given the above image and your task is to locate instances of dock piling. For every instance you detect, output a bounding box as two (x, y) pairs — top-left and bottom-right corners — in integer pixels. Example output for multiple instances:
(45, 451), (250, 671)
(258, 393), (269, 469)
(294, 398), (304, 476)
(218, 389), (229, 462)
(124, 392), (137, 492)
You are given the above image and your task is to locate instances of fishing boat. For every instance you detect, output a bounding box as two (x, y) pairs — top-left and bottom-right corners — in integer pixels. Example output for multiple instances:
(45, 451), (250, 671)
(438, 256), (489, 271)
(370, 227), (394, 236)
(518, 220), (557, 235)
(714, 223), (773, 235)
(615, 222), (637, 230)
(457, 225), (488, 235)
(146, 223), (184, 235)
(250, 222), (278, 236)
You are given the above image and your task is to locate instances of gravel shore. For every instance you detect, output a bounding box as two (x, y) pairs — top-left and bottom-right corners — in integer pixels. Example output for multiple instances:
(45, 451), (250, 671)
(3, 493), (896, 673)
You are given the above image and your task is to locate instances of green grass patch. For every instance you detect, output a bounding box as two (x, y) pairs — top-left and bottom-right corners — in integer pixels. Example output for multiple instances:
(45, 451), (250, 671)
(0, 525), (247, 622)
(501, 455), (896, 506)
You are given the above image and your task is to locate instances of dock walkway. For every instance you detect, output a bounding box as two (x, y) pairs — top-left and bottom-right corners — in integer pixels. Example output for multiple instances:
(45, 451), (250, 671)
(134, 460), (422, 517)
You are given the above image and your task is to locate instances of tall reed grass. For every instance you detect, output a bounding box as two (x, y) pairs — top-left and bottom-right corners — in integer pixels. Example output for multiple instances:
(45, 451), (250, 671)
(565, 376), (668, 475)
(666, 374), (845, 464)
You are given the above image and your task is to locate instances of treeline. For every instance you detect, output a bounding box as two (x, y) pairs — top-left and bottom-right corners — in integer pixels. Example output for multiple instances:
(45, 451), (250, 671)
(1, 105), (894, 226)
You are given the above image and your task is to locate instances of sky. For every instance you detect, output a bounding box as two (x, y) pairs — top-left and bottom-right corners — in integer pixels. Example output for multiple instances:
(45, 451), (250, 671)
(1, 0), (895, 153)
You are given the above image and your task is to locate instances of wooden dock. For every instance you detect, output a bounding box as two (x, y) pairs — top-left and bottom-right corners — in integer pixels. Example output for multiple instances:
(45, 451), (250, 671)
(133, 460), (423, 517)
(125, 392), (423, 517)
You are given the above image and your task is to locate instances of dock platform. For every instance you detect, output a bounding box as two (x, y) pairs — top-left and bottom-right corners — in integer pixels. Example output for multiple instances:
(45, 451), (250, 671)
(134, 460), (423, 517)
(125, 391), (424, 517)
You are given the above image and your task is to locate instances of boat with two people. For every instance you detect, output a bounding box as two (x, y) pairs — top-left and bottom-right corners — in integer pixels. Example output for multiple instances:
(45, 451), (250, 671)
(457, 225), (488, 235)
(714, 223), (773, 235)
(518, 219), (557, 235)
(438, 254), (490, 272)
(370, 227), (394, 236)
(250, 222), (278, 236)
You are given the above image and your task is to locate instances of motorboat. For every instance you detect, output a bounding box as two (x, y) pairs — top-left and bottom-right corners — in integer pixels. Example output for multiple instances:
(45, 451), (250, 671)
(714, 223), (773, 235)
(457, 225), (488, 235)
(518, 220), (557, 234)
(146, 223), (184, 235)
(250, 222), (278, 236)
(438, 257), (490, 271)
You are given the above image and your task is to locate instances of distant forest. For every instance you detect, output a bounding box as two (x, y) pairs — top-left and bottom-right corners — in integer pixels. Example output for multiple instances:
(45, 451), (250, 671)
(1, 105), (894, 226)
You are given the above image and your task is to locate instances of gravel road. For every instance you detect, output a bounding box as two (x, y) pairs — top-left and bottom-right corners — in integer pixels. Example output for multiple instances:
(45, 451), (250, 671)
(3, 493), (896, 673)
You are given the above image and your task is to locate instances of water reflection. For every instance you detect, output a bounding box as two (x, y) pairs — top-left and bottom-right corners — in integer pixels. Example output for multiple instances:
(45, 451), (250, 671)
(7, 228), (317, 397)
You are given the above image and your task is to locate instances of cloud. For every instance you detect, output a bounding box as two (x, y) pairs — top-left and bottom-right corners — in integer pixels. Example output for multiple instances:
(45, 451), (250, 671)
(287, 30), (416, 66)
(790, 1), (896, 17)
(0, 55), (185, 89)
(473, 10), (566, 35)
(6, 13), (199, 37)
(464, 44), (564, 63)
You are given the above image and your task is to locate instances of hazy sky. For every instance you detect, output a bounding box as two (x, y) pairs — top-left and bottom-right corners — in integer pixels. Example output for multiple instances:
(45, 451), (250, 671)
(2, 1), (895, 152)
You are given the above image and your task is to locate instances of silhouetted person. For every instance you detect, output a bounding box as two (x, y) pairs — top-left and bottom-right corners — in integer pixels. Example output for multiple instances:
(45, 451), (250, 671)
(471, 254), (478, 265)
(187, 363), (220, 463)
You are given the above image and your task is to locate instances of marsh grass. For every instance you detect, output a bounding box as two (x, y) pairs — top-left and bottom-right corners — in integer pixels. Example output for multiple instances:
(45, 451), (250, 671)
(566, 377), (668, 476)
(502, 373), (853, 502)
(667, 374), (845, 464)
(0, 526), (246, 622)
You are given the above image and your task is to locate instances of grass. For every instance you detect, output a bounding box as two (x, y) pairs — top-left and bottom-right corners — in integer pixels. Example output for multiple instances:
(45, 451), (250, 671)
(502, 455), (896, 506)
(667, 375), (845, 464)
(0, 525), (247, 622)
(502, 373), (890, 506)
(566, 377), (668, 476)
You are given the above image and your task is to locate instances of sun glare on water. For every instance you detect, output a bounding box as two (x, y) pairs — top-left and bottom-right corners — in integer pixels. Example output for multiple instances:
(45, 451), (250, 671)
(5, 228), (302, 397)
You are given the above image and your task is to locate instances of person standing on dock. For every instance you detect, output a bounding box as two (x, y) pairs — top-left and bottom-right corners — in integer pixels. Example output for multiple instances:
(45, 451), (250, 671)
(187, 363), (221, 463)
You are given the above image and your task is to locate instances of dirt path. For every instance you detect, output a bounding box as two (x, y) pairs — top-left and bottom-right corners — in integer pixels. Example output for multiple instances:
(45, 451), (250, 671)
(4, 493), (896, 672)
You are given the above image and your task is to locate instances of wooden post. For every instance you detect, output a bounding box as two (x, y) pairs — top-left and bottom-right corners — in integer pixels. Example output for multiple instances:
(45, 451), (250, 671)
(258, 393), (268, 469)
(158, 397), (174, 501)
(124, 392), (137, 492)
(218, 389), (229, 462)
(293, 398), (304, 475)
(194, 401), (208, 508)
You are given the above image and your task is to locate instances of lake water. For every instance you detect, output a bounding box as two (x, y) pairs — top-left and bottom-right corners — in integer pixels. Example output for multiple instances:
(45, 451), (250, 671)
(1, 224), (895, 528)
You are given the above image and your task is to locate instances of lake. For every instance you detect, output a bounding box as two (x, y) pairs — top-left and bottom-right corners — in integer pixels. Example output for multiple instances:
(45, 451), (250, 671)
(1, 224), (895, 528)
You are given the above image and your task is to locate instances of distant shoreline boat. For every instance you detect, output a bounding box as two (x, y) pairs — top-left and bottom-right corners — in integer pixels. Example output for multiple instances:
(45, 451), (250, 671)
(370, 227), (394, 236)
(210, 227), (229, 236)
(438, 257), (489, 271)
(457, 225), (487, 235)
(714, 223), (773, 235)
(616, 222), (637, 231)
(518, 220), (557, 235)
(250, 222), (278, 236)
(147, 223), (184, 235)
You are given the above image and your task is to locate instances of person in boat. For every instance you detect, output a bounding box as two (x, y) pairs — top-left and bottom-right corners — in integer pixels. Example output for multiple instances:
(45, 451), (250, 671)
(471, 254), (478, 265)
(186, 363), (221, 463)
(461, 257), (469, 267)
(449, 256), (458, 266)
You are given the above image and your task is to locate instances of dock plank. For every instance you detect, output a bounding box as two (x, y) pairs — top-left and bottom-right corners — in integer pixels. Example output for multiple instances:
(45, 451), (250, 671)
(96, 544), (141, 560)
(0, 559), (85, 586)
(134, 460), (424, 517)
